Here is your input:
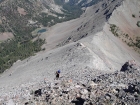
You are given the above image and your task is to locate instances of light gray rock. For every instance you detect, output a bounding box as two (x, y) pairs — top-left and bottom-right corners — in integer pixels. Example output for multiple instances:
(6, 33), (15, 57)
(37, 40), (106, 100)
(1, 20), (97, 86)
(7, 99), (15, 105)
(80, 89), (88, 95)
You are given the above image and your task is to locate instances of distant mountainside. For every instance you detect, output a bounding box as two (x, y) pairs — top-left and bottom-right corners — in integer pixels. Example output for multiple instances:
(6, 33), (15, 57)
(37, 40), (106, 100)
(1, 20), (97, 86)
(0, 0), (100, 38)
(109, 0), (140, 54)
(58, 0), (123, 45)
(0, 0), (112, 73)
(0, 0), (82, 38)
(0, 0), (91, 73)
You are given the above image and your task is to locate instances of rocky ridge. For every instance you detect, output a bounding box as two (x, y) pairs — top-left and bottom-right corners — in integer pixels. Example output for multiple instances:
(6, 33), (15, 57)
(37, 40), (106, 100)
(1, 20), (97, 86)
(59, 0), (123, 45)
(0, 61), (139, 105)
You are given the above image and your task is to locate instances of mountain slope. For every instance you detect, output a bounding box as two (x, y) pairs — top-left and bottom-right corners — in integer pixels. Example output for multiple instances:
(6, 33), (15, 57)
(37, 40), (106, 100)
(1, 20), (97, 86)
(6, 61), (139, 105)
(109, 0), (140, 53)
(0, 0), (140, 104)
(0, 0), (85, 73)
(40, 0), (123, 50)
(58, 0), (123, 44)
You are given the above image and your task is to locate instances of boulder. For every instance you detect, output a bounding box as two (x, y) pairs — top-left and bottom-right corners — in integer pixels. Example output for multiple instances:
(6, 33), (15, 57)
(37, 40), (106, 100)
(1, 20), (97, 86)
(80, 89), (88, 95)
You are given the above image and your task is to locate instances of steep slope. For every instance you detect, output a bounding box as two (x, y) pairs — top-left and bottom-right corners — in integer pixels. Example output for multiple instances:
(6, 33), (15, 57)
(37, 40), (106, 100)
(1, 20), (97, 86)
(0, 0), (85, 73)
(0, 0), (140, 104)
(4, 61), (139, 105)
(58, 0), (123, 44)
(80, 0), (140, 70)
(40, 0), (123, 50)
(41, 0), (136, 71)
(109, 0), (140, 53)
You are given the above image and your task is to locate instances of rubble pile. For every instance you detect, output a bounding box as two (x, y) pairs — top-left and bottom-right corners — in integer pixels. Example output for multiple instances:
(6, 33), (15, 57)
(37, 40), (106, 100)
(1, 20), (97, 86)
(0, 61), (140, 105)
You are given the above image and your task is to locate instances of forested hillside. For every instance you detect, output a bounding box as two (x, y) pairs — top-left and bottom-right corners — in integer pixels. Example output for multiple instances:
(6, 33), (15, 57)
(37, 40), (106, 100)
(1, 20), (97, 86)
(0, 0), (85, 73)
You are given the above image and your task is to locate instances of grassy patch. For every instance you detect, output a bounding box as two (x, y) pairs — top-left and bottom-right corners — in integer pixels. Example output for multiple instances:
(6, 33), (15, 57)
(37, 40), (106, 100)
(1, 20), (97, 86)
(110, 24), (140, 53)
(110, 24), (119, 37)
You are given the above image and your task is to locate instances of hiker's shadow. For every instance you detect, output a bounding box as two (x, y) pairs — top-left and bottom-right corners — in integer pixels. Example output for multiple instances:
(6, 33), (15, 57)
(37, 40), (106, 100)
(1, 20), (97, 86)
(71, 97), (85, 105)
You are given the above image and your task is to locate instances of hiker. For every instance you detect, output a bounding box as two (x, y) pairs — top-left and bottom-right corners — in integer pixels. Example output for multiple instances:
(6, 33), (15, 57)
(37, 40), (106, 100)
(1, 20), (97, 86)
(55, 70), (61, 80)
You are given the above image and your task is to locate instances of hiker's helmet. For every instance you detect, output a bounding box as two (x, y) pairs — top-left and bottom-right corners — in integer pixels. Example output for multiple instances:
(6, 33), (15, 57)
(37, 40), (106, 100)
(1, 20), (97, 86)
(58, 70), (61, 73)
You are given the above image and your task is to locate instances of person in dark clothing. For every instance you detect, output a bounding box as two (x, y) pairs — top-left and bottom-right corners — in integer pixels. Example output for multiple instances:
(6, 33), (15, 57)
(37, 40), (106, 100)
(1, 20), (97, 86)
(55, 70), (61, 80)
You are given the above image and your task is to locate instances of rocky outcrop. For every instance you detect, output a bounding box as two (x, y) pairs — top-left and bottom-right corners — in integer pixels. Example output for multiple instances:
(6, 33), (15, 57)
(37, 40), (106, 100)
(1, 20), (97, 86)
(1, 61), (139, 105)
